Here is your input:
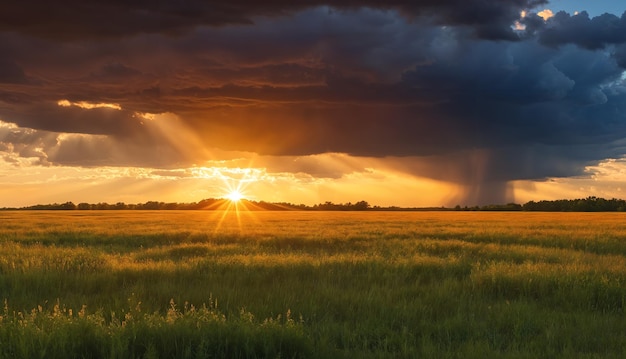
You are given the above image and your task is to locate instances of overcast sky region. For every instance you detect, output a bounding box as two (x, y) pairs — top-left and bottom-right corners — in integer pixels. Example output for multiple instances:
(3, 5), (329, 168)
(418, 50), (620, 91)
(1, 0), (626, 207)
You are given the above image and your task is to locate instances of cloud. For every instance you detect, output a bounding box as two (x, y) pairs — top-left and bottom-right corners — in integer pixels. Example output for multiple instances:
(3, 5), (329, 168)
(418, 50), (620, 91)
(537, 9), (554, 21)
(0, 116), (206, 168)
(532, 11), (626, 50)
(91, 63), (142, 81)
(259, 153), (370, 179)
(2, 3), (626, 205)
(0, 58), (28, 84)
(0, 0), (545, 40)
(0, 101), (144, 137)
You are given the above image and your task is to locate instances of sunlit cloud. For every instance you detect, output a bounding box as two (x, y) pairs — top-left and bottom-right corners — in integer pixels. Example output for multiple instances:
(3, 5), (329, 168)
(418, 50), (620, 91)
(537, 9), (554, 21)
(513, 158), (626, 202)
(514, 10), (528, 31)
(514, 21), (526, 31)
(586, 157), (626, 182)
(57, 99), (122, 110)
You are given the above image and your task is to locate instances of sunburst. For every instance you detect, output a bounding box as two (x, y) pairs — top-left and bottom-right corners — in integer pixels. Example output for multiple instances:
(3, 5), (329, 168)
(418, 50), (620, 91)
(225, 189), (244, 202)
(210, 166), (261, 233)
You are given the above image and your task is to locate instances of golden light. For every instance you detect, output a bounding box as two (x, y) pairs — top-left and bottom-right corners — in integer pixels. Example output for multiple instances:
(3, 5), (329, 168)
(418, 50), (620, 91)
(57, 99), (122, 110)
(206, 165), (263, 234)
(225, 189), (244, 202)
(537, 9), (554, 21)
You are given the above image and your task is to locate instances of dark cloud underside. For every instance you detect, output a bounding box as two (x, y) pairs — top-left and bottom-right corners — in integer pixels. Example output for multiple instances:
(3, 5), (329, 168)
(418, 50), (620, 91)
(0, 1), (546, 40)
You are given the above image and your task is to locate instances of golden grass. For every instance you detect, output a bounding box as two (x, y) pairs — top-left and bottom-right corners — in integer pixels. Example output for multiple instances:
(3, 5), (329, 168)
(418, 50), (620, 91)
(1, 210), (626, 357)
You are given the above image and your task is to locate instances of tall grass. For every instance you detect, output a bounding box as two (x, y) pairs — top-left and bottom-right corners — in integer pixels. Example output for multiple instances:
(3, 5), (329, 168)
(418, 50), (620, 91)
(0, 297), (310, 359)
(1, 211), (626, 357)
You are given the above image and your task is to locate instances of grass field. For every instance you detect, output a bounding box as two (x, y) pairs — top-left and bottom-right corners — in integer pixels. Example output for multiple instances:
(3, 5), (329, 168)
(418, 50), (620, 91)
(0, 210), (625, 358)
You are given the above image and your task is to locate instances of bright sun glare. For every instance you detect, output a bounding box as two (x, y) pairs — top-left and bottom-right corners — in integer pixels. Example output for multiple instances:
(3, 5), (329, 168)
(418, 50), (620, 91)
(226, 190), (244, 202)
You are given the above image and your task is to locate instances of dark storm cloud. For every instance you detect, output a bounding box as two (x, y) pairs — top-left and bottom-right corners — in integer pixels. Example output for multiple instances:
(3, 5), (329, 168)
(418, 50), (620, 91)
(534, 11), (626, 50)
(0, 0), (544, 40)
(2, 1), (626, 205)
(191, 63), (328, 87)
(0, 59), (28, 84)
(0, 102), (145, 137)
(91, 63), (142, 80)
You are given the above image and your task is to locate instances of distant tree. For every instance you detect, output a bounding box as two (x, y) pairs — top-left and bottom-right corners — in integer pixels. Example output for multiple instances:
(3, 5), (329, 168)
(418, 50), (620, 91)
(521, 197), (626, 212)
(95, 202), (111, 210)
(481, 203), (522, 211)
(58, 201), (76, 210)
(353, 201), (370, 210)
(163, 202), (178, 210)
(77, 202), (91, 210)
(140, 201), (161, 210)
(113, 202), (127, 210)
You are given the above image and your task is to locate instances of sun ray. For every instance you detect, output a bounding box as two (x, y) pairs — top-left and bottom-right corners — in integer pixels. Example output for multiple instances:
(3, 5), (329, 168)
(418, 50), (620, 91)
(225, 189), (244, 202)
(209, 164), (262, 233)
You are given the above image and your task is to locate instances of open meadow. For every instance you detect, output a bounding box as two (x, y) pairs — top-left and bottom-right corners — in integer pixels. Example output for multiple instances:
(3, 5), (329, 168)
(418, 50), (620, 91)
(0, 210), (625, 358)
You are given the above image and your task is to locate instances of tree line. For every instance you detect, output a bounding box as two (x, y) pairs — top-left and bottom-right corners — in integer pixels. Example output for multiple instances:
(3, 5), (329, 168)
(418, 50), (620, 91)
(4, 199), (373, 211)
(453, 196), (626, 212)
(3, 196), (626, 212)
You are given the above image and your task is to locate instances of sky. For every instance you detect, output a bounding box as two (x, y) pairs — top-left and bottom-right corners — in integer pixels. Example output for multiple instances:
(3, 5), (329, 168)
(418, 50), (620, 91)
(1, 0), (626, 208)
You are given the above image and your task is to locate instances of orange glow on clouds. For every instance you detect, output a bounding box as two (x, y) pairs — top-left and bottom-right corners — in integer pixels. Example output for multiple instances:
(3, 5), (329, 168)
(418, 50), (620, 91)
(57, 99), (122, 110)
(2, 152), (626, 208)
(537, 9), (554, 21)
(3, 117), (626, 208)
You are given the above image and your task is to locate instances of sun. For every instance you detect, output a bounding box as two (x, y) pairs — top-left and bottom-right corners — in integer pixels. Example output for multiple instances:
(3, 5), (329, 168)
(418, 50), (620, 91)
(225, 190), (244, 202)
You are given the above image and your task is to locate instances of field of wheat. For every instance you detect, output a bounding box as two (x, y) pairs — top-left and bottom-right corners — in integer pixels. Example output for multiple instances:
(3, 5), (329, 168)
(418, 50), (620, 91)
(0, 210), (625, 358)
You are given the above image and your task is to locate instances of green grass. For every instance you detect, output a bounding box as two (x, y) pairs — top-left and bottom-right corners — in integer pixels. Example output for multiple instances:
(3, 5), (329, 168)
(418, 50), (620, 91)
(1, 210), (626, 358)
